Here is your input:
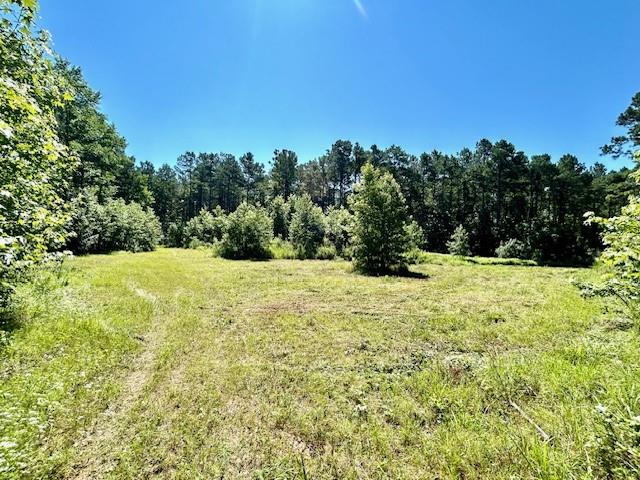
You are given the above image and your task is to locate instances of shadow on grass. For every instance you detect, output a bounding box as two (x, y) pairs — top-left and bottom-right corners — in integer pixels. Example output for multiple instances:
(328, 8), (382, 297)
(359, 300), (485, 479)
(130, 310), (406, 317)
(353, 267), (430, 280)
(218, 256), (272, 262)
(394, 269), (430, 279)
(463, 257), (538, 267)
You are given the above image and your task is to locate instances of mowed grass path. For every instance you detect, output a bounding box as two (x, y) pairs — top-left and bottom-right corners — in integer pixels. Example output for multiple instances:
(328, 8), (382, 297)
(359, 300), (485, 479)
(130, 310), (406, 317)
(1, 248), (638, 479)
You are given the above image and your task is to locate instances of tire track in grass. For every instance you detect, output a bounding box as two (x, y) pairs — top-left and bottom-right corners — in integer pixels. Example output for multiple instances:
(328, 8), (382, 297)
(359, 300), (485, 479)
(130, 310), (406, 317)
(69, 283), (162, 480)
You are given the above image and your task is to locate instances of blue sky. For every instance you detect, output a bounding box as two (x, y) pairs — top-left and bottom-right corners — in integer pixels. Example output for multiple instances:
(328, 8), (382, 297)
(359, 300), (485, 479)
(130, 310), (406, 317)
(40, 0), (639, 169)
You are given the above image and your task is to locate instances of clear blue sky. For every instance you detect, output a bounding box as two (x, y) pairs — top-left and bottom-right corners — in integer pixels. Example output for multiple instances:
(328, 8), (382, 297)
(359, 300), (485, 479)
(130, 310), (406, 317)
(39, 0), (639, 169)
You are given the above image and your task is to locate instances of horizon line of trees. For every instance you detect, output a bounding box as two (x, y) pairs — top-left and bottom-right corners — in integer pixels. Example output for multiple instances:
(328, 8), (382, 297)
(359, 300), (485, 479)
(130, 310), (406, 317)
(142, 138), (637, 265)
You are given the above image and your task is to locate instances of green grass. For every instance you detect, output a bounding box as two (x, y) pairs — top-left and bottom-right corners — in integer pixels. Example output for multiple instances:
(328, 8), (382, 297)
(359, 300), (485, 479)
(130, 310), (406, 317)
(0, 248), (637, 479)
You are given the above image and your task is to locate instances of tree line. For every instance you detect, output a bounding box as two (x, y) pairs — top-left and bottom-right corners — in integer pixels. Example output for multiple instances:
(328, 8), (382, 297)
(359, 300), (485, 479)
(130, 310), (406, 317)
(143, 138), (636, 265)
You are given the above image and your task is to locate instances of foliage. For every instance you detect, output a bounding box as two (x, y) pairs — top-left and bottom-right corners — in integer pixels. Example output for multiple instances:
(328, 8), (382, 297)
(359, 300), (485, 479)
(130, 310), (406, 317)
(271, 149), (298, 201)
(325, 206), (353, 256)
(183, 207), (226, 247)
(583, 153), (640, 321)
(0, 0), (76, 303)
(165, 222), (184, 248)
(328, 139), (354, 206)
(602, 92), (640, 159)
(585, 91), (640, 292)
(140, 137), (636, 267)
(404, 247), (426, 265)
(349, 163), (411, 273)
(447, 225), (471, 256)
(67, 190), (161, 253)
(288, 194), (325, 259)
(402, 220), (426, 264)
(220, 203), (273, 259)
(20, 63), (634, 270)
(268, 195), (290, 239)
(405, 219), (425, 250)
(172, 151), (245, 221)
(66, 191), (103, 254)
(240, 152), (267, 205)
(144, 163), (179, 233)
(269, 238), (296, 259)
(54, 61), (151, 205)
(590, 397), (640, 479)
(316, 242), (337, 260)
(495, 238), (529, 259)
(91, 197), (160, 253)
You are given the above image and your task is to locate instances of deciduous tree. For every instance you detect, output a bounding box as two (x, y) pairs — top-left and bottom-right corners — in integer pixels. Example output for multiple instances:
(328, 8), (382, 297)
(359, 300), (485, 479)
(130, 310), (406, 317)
(349, 163), (410, 273)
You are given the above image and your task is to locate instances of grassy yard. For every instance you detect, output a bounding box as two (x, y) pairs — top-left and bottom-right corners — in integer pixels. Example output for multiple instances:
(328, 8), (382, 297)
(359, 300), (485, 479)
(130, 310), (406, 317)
(0, 248), (637, 479)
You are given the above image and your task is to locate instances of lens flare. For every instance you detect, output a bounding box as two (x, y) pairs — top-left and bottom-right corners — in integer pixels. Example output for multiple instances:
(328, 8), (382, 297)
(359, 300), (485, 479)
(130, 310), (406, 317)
(353, 0), (367, 18)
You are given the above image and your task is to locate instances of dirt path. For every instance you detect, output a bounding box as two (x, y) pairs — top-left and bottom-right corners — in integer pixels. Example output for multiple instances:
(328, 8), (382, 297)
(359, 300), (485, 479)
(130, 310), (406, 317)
(69, 284), (162, 480)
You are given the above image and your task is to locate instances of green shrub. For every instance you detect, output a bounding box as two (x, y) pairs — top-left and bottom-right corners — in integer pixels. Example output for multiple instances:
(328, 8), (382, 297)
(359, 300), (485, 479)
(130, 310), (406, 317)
(289, 194), (325, 259)
(316, 243), (337, 260)
(209, 240), (223, 257)
(165, 222), (184, 247)
(404, 247), (428, 265)
(67, 191), (104, 254)
(495, 238), (529, 259)
(183, 207), (226, 247)
(67, 190), (161, 254)
(405, 220), (425, 251)
(186, 238), (207, 250)
(220, 203), (273, 259)
(101, 199), (161, 252)
(583, 155), (640, 322)
(349, 163), (411, 273)
(325, 206), (353, 256)
(447, 225), (471, 256)
(341, 245), (355, 261)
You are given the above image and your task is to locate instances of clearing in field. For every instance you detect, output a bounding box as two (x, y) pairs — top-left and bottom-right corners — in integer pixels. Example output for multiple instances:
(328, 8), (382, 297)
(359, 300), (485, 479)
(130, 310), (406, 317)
(0, 249), (637, 479)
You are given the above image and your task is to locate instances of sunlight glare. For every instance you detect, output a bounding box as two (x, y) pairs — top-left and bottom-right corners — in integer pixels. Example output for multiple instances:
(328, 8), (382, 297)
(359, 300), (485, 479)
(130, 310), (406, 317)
(353, 0), (367, 18)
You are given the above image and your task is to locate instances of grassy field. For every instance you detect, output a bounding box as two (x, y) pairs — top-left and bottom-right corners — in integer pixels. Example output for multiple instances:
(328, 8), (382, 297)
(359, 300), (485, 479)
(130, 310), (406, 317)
(0, 248), (637, 479)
